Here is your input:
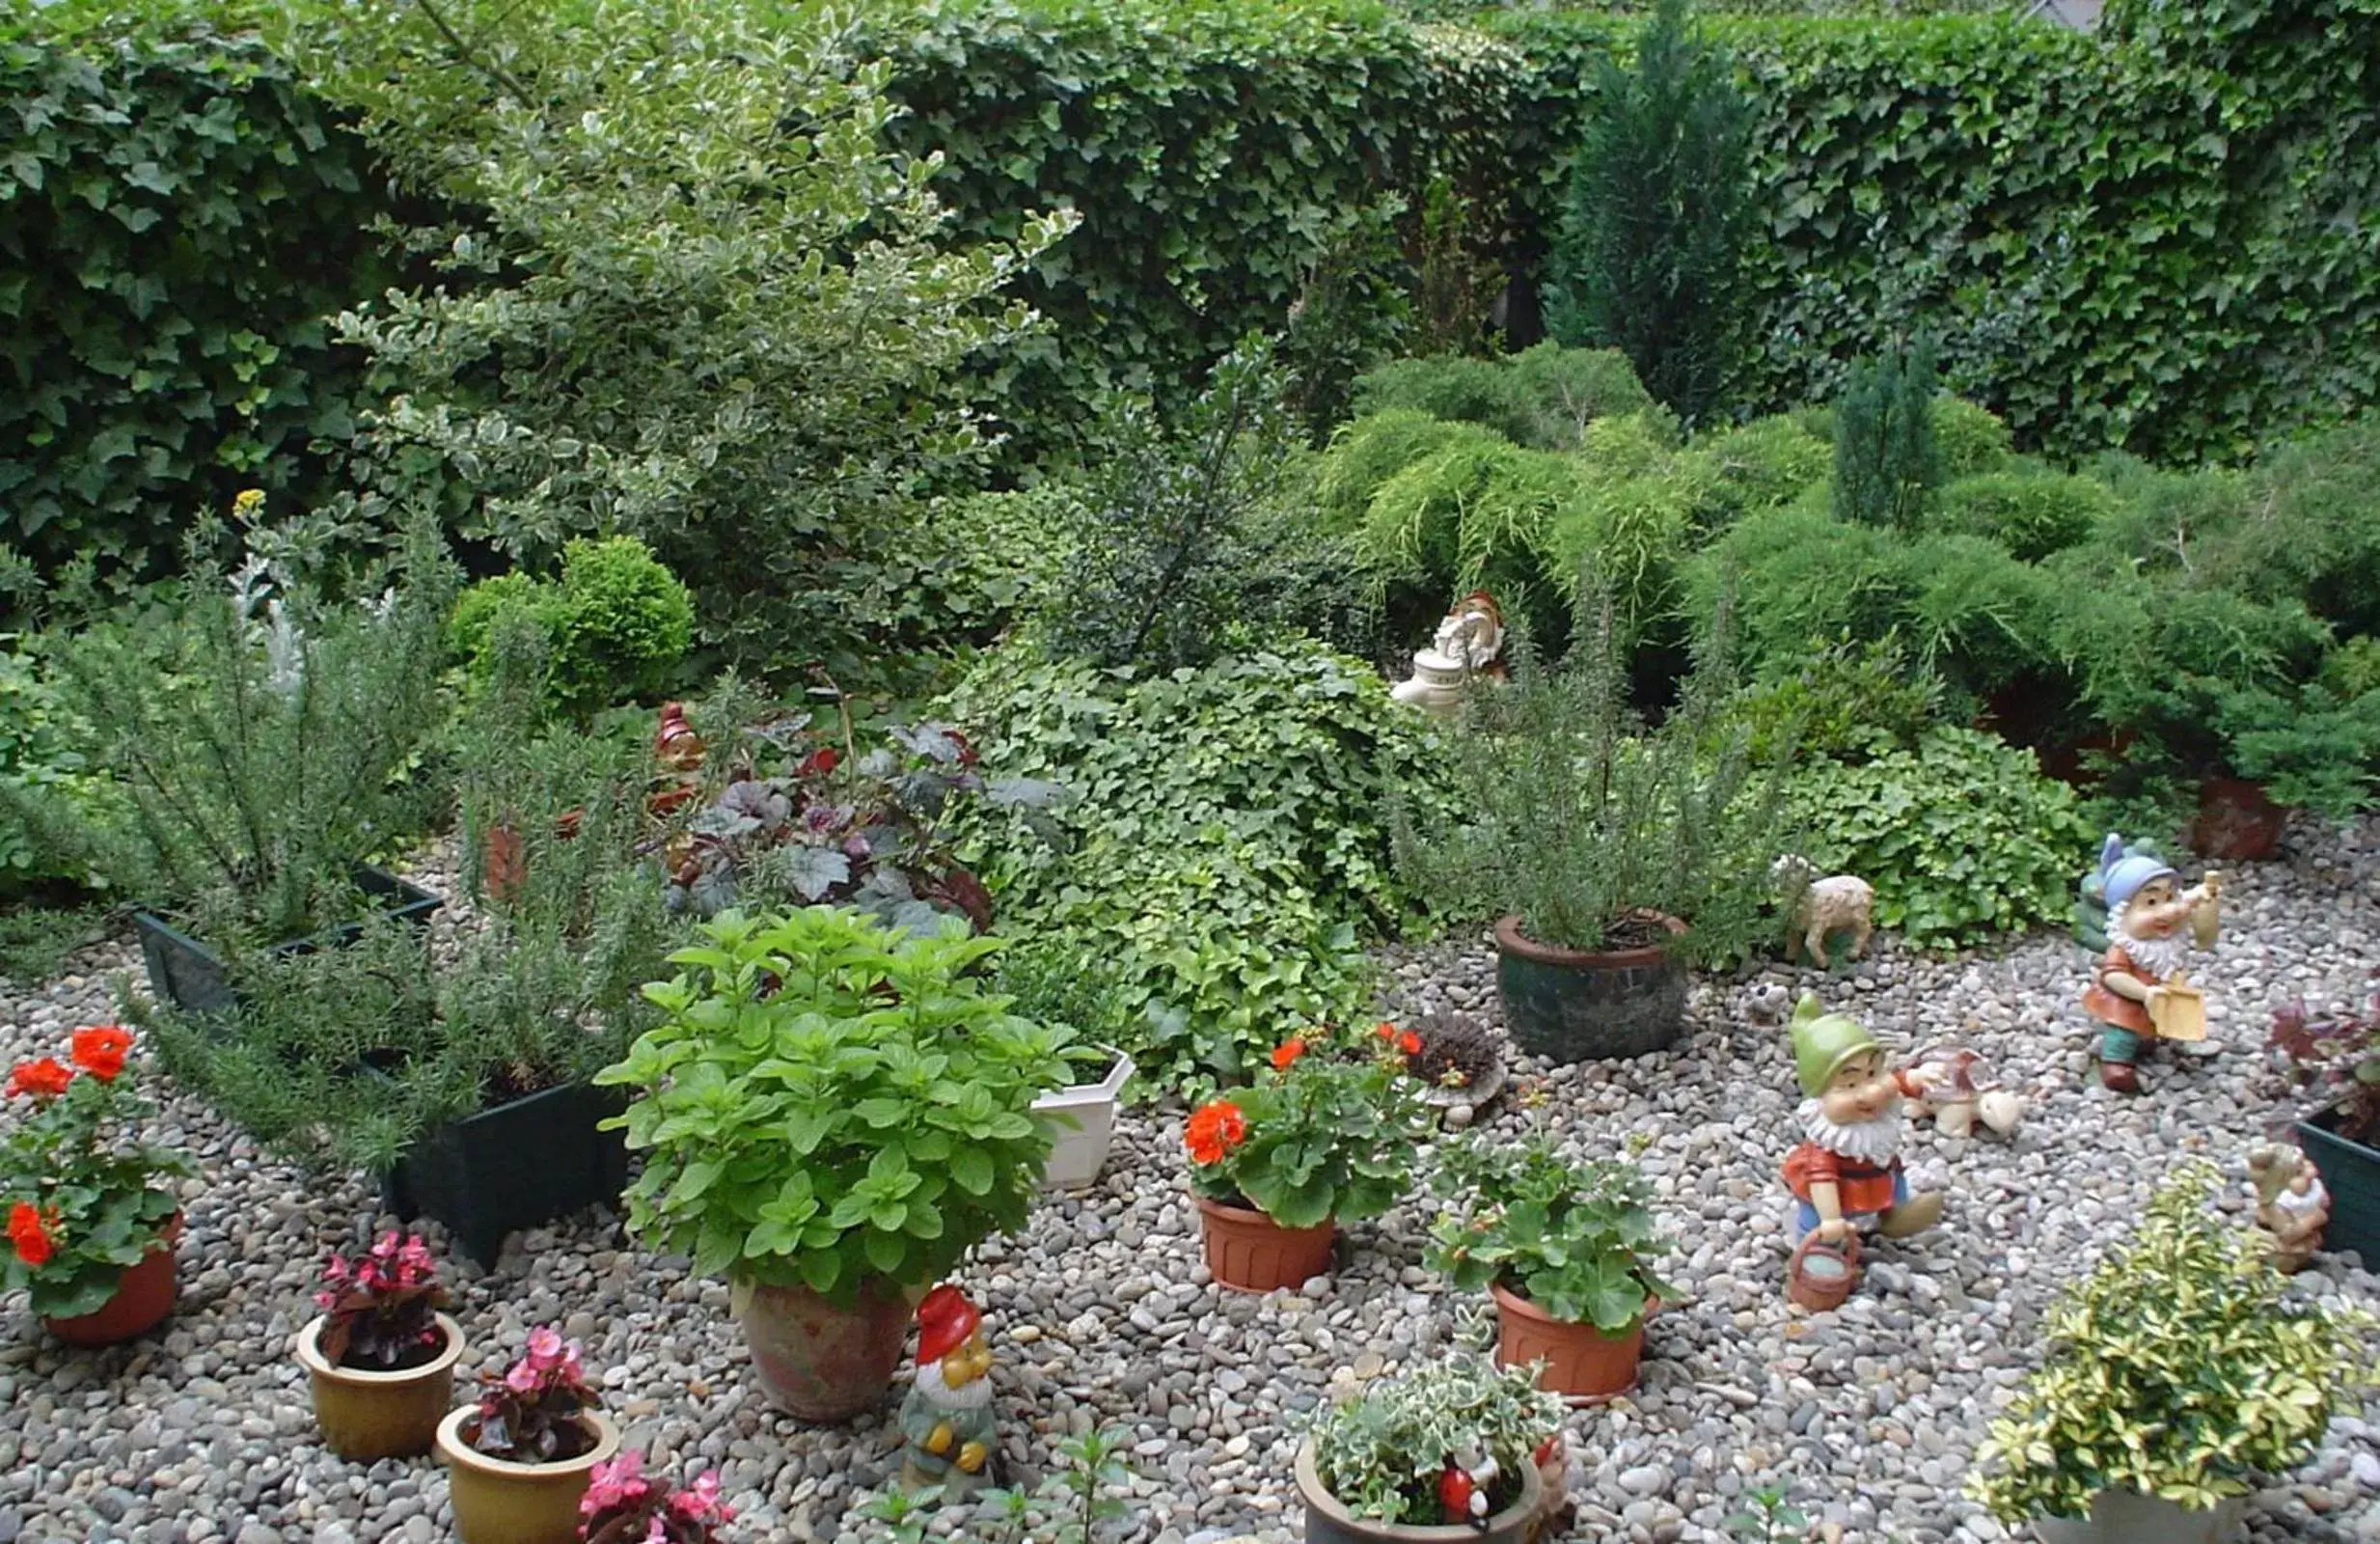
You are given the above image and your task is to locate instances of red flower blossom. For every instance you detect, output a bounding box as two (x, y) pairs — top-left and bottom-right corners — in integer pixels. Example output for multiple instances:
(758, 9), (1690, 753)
(1183, 1100), (1247, 1167)
(1398, 1031), (1422, 1057)
(6, 1201), (55, 1268)
(1373, 1022), (1397, 1042)
(1271, 1039), (1306, 1072)
(796, 747), (840, 779)
(69, 1025), (133, 1083)
(5, 1058), (71, 1100)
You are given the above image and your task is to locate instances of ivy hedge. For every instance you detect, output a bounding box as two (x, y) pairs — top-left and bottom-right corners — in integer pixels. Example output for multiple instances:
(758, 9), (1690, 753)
(4, 0), (2373, 577)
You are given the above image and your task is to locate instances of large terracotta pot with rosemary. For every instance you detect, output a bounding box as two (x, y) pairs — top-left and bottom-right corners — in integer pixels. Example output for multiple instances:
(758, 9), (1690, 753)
(1185, 1025), (1430, 1293)
(0, 1027), (192, 1346)
(1297, 1355), (1563, 1544)
(436, 1327), (621, 1544)
(594, 907), (1077, 1420)
(1425, 1134), (1683, 1400)
(292, 1229), (465, 1460)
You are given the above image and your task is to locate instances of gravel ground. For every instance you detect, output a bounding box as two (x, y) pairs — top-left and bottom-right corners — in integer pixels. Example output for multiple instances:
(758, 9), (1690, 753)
(1, 823), (2376, 1544)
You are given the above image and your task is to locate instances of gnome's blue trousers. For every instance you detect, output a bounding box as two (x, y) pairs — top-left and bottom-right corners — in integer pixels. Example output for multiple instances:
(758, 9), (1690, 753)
(2100, 1026), (2145, 1066)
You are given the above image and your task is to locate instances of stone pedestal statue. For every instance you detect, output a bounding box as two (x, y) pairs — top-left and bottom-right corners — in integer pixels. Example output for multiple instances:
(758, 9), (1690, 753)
(1391, 592), (1507, 716)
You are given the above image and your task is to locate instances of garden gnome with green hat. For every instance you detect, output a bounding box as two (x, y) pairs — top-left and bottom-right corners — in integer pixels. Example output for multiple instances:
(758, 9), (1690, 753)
(1781, 994), (1945, 1255)
(2081, 833), (2221, 1094)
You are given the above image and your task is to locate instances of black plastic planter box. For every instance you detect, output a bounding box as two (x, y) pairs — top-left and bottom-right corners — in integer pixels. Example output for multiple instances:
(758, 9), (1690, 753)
(133, 866), (443, 1017)
(2297, 1105), (2380, 1267)
(382, 1081), (630, 1269)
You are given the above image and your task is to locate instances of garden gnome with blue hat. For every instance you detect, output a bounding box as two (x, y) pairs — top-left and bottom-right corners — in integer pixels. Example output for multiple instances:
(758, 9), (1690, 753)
(896, 1284), (998, 1497)
(1781, 994), (1945, 1256)
(2082, 833), (2221, 1094)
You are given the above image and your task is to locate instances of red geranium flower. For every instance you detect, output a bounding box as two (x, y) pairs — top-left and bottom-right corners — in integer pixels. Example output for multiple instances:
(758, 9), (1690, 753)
(796, 747), (840, 779)
(1398, 1031), (1422, 1057)
(1271, 1038), (1306, 1072)
(69, 1025), (133, 1083)
(6, 1201), (56, 1268)
(1183, 1100), (1246, 1167)
(1373, 1022), (1397, 1042)
(5, 1058), (71, 1100)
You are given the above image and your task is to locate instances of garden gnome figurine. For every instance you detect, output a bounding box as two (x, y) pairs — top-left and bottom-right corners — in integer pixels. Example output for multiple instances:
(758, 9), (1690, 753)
(896, 1284), (997, 1497)
(2081, 833), (2221, 1093)
(1391, 591), (1507, 715)
(1782, 994), (1945, 1249)
(2246, 1143), (2329, 1272)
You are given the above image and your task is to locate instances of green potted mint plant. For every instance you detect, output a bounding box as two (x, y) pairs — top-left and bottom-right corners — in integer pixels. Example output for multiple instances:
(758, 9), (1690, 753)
(595, 906), (1076, 1420)
(1184, 1023), (1430, 1292)
(1426, 1132), (1682, 1399)
(1966, 1163), (2373, 1543)
(1299, 1353), (1565, 1544)
(1394, 605), (1784, 1062)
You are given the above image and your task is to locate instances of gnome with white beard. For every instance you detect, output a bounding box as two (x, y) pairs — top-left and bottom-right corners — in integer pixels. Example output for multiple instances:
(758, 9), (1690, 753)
(1781, 994), (1945, 1252)
(896, 1284), (998, 1497)
(2081, 834), (2221, 1094)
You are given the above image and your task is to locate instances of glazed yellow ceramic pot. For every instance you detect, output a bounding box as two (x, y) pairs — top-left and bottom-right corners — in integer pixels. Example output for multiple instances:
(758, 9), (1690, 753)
(435, 1406), (620, 1544)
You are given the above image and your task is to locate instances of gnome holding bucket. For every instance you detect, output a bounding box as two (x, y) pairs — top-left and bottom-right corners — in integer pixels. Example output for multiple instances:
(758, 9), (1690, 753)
(1781, 995), (1945, 1307)
(896, 1284), (998, 1497)
(2081, 834), (2221, 1094)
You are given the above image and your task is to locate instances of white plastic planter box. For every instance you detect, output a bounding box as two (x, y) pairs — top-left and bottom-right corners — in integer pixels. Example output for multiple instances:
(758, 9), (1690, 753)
(1032, 1048), (1133, 1192)
(2032, 1490), (2246, 1544)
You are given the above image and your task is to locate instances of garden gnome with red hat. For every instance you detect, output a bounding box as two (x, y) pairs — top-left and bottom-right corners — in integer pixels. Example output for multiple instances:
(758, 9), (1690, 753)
(2082, 833), (2221, 1093)
(1782, 994), (1945, 1253)
(896, 1284), (997, 1497)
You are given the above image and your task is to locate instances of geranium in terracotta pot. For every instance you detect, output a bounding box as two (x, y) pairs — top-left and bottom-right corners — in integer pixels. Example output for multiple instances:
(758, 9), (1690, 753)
(577, 1449), (733, 1542)
(437, 1327), (620, 1544)
(1426, 1132), (1682, 1400)
(0, 1026), (191, 1345)
(597, 907), (1075, 1420)
(293, 1229), (464, 1460)
(1298, 1353), (1562, 1544)
(1185, 1024), (1429, 1293)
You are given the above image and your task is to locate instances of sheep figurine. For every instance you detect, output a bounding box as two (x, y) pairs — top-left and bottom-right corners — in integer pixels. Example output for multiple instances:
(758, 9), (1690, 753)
(1772, 855), (1875, 969)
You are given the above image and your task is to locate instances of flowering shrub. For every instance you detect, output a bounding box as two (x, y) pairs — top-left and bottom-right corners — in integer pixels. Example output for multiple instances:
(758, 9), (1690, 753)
(580, 1450), (733, 1544)
(1183, 1023), (1428, 1227)
(314, 1231), (450, 1372)
(0, 1027), (189, 1318)
(468, 1327), (603, 1463)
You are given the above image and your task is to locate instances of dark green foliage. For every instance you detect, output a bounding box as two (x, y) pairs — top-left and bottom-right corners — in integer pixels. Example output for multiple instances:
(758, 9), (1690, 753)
(1041, 339), (1297, 674)
(946, 638), (1456, 1089)
(0, 902), (108, 984)
(1689, 415), (1833, 531)
(451, 538), (694, 721)
(1351, 344), (1655, 453)
(0, 18), (398, 584)
(1774, 726), (2094, 951)
(1279, 197), (1415, 444)
(1932, 471), (2119, 562)
(1411, 174), (1503, 358)
(1724, 632), (1946, 763)
(1833, 336), (1943, 532)
(0, 638), (116, 896)
(1545, 0), (1759, 427)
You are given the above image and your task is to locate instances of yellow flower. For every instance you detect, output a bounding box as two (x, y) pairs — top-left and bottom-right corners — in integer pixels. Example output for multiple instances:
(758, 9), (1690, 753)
(232, 489), (265, 518)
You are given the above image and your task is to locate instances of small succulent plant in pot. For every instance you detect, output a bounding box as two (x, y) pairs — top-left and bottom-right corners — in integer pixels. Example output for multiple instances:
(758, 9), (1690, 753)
(293, 1229), (464, 1460)
(1426, 1131), (1682, 1400)
(1184, 1023), (1431, 1292)
(0, 1026), (191, 1344)
(437, 1328), (621, 1544)
(1298, 1353), (1565, 1544)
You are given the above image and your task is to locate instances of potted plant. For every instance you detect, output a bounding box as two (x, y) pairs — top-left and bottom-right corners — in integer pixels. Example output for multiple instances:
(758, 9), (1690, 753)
(1426, 1132), (1682, 1399)
(437, 1327), (621, 1544)
(1965, 1163), (2373, 1543)
(11, 499), (455, 1015)
(1185, 1024), (1429, 1292)
(1393, 610), (1785, 1062)
(1298, 1353), (1562, 1544)
(0, 1026), (190, 1344)
(292, 1229), (465, 1460)
(2270, 974), (2380, 1263)
(577, 1451), (733, 1542)
(596, 906), (1075, 1421)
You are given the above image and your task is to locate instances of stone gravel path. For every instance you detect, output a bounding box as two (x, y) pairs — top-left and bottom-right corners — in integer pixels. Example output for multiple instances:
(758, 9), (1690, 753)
(1, 822), (2376, 1544)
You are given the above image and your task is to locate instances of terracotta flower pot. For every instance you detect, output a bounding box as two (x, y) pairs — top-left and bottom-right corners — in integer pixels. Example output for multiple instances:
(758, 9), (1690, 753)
(1296, 1439), (1544, 1544)
(293, 1311), (465, 1461)
(1493, 913), (1688, 1062)
(1195, 1195), (1335, 1293)
(1489, 1281), (1651, 1400)
(739, 1277), (913, 1421)
(436, 1406), (620, 1544)
(481, 822), (527, 904)
(41, 1213), (181, 1346)
(2192, 776), (2286, 862)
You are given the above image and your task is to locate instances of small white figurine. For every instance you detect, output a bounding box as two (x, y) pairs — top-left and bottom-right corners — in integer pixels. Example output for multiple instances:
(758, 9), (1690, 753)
(1907, 1045), (2024, 1140)
(1773, 855), (1875, 969)
(2246, 1143), (2329, 1272)
(1392, 592), (1507, 716)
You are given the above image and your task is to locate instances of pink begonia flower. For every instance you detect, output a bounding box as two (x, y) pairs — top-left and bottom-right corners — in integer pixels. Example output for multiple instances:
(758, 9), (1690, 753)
(321, 1254), (348, 1282)
(505, 1359), (540, 1394)
(670, 1471), (727, 1521)
(560, 1342), (586, 1383)
(581, 1450), (646, 1516)
(525, 1325), (563, 1369)
(644, 1519), (666, 1544)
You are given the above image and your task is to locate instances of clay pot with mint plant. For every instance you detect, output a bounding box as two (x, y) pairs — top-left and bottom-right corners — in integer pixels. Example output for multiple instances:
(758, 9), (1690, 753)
(1298, 1353), (1564, 1544)
(437, 1327), (620, 1544)
(1426, 1130), (1682, 1400)
(0, 1027), (191, 1345)
(1965, 1164), (2373, 1544)
(293, 1229), (463, 1460)
(596, 906), (1076, 1421)
(1393, 604), (1785, 1063)
(1185, 1023), (1431, 1292)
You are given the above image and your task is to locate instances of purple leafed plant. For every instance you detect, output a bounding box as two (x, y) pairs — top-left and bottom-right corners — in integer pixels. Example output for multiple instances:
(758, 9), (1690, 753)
(314, 1230), (450, 1372)
(469, 1326), (603, 1463)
